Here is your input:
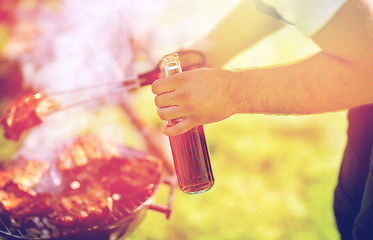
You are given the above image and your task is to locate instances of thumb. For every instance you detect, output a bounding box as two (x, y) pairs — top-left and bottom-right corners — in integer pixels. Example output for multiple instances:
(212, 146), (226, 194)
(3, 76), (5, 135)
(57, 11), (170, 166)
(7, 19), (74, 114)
(161, 118), (195, 136)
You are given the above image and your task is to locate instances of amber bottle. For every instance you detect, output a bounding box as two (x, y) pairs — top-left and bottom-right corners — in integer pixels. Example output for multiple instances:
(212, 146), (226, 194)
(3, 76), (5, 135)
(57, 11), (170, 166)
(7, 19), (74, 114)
(162, 53), (214, 194)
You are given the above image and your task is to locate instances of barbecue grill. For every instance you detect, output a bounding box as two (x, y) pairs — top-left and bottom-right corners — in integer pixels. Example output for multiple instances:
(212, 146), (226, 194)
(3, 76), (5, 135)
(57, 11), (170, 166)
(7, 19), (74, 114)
(0, 181), (175, 240)
(0, 57), (181, 240)
(0, 138), (176, 240)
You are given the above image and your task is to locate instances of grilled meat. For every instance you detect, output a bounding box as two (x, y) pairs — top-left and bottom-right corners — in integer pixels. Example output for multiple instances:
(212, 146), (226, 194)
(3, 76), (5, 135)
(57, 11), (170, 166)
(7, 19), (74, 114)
(0, 169), (10, 189)
(1, 93), (60, 141)
(0, 182), (53, 218)
(100, 156), (162, 195)
(0, 158), (50, 192)
(0, 159), (52, 218)
(58, 134), (120, 171)
(9, 159), (50, 192)
(54, 183), (112, 227)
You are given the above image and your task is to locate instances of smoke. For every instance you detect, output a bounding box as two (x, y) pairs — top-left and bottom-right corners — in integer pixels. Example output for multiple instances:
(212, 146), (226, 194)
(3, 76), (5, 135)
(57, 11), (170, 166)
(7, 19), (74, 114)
(9, 0), (168, 93)
(3, 0), (238, 159)
(4, 0), (173, 154)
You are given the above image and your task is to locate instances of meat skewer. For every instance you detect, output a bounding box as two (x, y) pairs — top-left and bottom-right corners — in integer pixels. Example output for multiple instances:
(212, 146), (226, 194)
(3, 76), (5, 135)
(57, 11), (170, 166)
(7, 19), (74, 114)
(1, 92), (60, 141)
(0, 79), (143, 141)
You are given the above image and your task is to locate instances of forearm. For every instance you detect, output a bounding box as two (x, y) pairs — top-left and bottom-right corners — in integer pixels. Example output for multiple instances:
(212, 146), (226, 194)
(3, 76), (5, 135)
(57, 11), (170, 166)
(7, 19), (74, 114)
(232, 51), (373, 115)
(188, 0), (285, 68)
(152, 51), (373, 136)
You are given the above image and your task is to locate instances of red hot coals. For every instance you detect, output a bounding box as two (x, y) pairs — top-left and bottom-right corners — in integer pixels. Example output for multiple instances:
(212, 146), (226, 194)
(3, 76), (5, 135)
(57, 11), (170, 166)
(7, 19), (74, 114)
(0, 134), (162, 239)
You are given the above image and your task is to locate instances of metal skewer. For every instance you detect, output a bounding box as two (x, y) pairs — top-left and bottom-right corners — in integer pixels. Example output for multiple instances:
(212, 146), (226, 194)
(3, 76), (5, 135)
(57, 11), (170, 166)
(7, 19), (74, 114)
(43, 76), (143, 96)
(45, 78), (149, 116)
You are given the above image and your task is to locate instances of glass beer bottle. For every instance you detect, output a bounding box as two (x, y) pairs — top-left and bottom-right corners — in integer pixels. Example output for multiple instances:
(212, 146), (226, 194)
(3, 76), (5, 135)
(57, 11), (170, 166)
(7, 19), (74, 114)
(162, 53), (214, 194)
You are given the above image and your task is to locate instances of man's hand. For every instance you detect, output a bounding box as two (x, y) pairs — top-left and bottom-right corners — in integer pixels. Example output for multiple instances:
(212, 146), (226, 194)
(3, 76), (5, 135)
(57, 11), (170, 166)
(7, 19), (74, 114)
(152, 68), (237, 136)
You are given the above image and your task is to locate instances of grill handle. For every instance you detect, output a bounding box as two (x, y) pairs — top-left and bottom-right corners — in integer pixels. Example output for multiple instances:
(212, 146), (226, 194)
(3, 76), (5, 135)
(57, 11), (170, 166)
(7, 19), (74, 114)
(148, 175), (176, 219)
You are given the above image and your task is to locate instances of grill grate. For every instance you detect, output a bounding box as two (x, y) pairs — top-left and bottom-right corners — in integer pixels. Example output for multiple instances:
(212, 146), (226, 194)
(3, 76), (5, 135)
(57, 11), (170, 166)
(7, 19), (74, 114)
(0, 198), (149, 239)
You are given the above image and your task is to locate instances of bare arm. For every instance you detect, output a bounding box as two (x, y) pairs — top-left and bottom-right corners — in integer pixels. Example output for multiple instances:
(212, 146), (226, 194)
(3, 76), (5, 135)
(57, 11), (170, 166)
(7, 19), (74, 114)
(153, 0), (373, 136)
(187, 0), (286, 68)
(236, 0), (373, 114)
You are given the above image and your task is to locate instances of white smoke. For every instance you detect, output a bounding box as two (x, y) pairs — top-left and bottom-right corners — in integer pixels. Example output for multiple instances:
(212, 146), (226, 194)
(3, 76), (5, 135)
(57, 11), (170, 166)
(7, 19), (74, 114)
(3, 0), (238, 157)
(4, 0), (174, 154)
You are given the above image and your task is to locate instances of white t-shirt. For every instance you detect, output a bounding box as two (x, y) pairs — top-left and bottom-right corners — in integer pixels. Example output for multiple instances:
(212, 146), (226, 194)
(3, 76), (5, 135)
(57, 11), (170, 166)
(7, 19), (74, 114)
(256, 0), (347, 36)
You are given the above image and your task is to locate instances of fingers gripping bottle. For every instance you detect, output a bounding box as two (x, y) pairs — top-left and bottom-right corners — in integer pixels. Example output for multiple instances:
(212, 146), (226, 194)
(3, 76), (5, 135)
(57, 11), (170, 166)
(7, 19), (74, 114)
(162, 53), (214, 194)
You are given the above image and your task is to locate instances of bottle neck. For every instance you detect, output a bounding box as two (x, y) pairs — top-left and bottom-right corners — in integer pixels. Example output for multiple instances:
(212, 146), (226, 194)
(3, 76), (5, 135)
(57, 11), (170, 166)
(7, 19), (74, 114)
(162, 53), (182, 76)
